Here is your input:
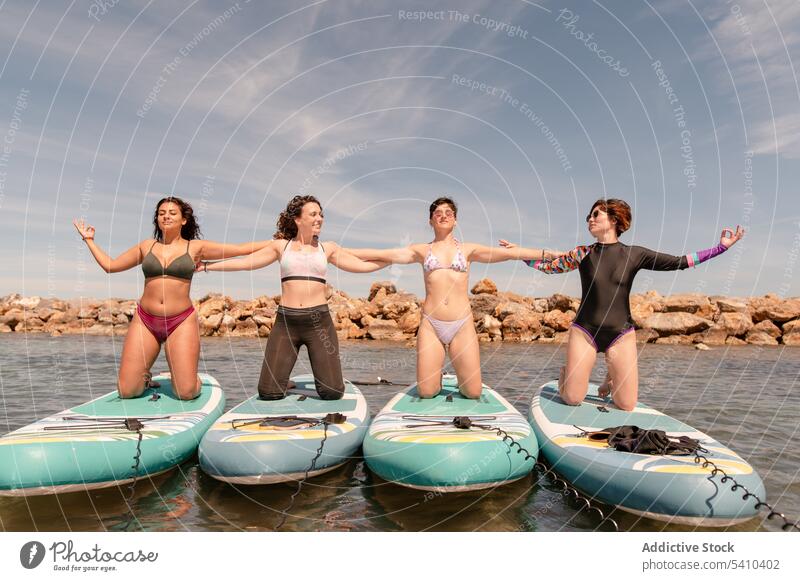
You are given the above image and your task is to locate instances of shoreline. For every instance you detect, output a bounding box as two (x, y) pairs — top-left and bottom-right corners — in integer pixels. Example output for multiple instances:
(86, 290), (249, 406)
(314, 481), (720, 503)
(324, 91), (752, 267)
(2, 279), (799, 347)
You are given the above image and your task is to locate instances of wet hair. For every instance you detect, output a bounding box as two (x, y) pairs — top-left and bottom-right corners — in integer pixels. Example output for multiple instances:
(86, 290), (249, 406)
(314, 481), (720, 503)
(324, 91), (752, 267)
(588, 198), (631, 236)
(274, 194), (322, 240)
(152, 196), (201, 241)
(429, 196), (458, 220)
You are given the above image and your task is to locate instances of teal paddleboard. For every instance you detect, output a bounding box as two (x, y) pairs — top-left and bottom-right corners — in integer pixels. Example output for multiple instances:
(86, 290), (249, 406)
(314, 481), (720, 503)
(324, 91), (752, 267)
(199, 375), (369, 484)
(529, 381), (765, 526)
(0, 373), (225, 496)
(364, 375), (538, 491)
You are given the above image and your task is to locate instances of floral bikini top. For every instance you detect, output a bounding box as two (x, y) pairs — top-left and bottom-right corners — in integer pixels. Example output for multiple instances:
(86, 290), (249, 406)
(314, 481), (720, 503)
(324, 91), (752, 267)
(423, 239), (468, 273)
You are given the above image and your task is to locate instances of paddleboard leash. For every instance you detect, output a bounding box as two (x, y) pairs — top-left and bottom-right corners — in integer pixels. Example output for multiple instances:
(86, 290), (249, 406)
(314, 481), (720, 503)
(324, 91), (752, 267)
(274, 412), (347, 531)
(693, 450), (799, 531)
(401, 415), (619, 531)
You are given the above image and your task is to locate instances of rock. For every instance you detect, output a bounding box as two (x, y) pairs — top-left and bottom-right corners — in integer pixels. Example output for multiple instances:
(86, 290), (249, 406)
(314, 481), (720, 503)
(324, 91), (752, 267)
(552, 331), (569, 344)
(752, 320), (781, 339)
(725, 336), (747, 346)
(83, 323), (114, 336)
(397, 310), (421, 334)
(543, 309), (575, 332)
(341, 319), (366, 339)
(13, 296), (41, 309)
(745, 331), (778, 345)
(642, 312), (712, 335)
(713, 312), (753, 336)
(532, 298), (549, 313)
(782, 332), (800, 346)
(252, 315), (275, 328)
(363, 317), (404, 341)
(198, 295), (232, 318)
(782, 319), (800, 334)
(0, 324), (11, 333)
(471, 278), (497, 295)
(219, 314), (236, 333)
(655, 335), (694, 345)
(0, 309), (25, 328)
(368, 281), (397, 301)
(47, 310), (77, 325)
(254, 295), (278, 309)
(494, 301), (530, 319)
(635, 329), (659, 343)
(258, 325), (271, 337)
(470, 294), (502, 320)
(663, 293), (715, 319)
(695, 343), (711, 350)
(749, 295), (800, 323)
(231, 319), (258, 337)
(15, 317), (45, 332)
(478, 314), (502, 339)
(547, 294), (574, 312)
(33, 307), (57, 321)
(379, 295), (418, 320)
(200, 313), (223, 336)
(712, 296), (748, 313)
(97, 309), (115, 324)
(693, 328), (728, 346)
(78, 307), (97, 319)
(501, 312), (542, 341)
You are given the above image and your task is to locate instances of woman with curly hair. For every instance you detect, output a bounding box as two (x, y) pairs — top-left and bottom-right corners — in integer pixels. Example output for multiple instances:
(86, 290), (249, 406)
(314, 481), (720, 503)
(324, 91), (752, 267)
(345, 197), (559, 399)
(73, 196), (269, 400)
(200, 195), (387, 401)
(502, 198), (744, 410)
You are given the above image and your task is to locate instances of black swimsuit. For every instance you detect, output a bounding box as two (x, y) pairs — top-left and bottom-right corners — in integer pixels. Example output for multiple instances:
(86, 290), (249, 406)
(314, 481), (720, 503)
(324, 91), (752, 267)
(527, 241), (728, 352)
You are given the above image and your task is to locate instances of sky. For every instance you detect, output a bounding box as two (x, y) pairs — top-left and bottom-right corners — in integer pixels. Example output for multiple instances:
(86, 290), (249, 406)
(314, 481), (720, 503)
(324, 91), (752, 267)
(1, 0), (799, 301)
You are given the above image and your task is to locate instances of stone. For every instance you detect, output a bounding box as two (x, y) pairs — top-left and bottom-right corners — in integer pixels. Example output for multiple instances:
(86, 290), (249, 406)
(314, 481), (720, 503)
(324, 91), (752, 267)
(201, 313), (223, 336)
(752, 320), (781, 339)
(655, 335), (694, 345)
(253, 315), (275, 328)
(397, 310), (421, 334)
(0, 309), (25, 327)
(694, 328), (728, 346)
(33, 307), (57, 321)
(380, 295), (418, 320)
(258, 325), (271, 337)
(363, 317), (404, 341)
(663, 293), (715, 319)
(782, 319), (800, 334)
(479, 314), (502, 339)
(494, 301), (530, 319)
(695, 343), (711, 350)
(47, 310), (77, 325)
(231, 319), (258, 337)
(713, 312), (753, 336)
(725, 336), (747, 346)
(635, 329), (659, 343)
(745, 331), (778, 346)
(368, 281), (397, 301)
(543, 309), (575, 332)
(782, 332), (800, 346)
(0, 324), (11, 333)
(749, 295), (800, 323)
(501, 312), (542, 341)
(198, 296), (232, 318)
(15, 317), (45, 332)
(552, 331), (569, 344)
(78, 307), (97, 319)
(83, 324), (114, 336)
(470, 278), (497, 295)
(712, 296), (748, 313)
(642, 312), (712, 335)
(97, 309), (115, 324)
(532, 298), (549, 313)
(470, 294), (502, 320)
(547, 293), (574, 312)
(219, 314), (236, 333)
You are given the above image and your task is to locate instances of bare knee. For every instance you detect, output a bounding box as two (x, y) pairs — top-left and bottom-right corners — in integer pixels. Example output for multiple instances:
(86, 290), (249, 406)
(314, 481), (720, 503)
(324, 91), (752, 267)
(172, 378), (200, 400)
(459, 383), (482, 399)
(117, 381), (145, 399)
(416, 381), (441, 399)
(559, 391), (584, 406)
(613, 395), (637, 411)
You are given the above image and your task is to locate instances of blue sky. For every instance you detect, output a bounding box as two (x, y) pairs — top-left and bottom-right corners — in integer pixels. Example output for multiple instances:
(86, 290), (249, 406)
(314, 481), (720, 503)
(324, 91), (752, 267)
(1, 0), (798, 300)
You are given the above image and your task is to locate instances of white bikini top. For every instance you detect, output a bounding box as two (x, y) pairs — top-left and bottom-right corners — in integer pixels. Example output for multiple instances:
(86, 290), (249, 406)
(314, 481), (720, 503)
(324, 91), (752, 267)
(280, 239), (327, 284)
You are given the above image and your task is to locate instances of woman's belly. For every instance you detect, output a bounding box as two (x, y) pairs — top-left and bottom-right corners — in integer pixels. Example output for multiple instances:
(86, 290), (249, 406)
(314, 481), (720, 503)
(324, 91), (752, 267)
(140, 278), (193, 316)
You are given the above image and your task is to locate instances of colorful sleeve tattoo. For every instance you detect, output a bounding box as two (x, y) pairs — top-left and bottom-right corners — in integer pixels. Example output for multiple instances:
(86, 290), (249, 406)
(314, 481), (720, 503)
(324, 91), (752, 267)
(525, 245), (590, 274)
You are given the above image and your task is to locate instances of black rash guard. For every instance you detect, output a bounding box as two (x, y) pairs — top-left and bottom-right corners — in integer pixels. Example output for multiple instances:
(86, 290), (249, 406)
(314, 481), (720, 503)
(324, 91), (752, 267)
(526, 241), (727, 352)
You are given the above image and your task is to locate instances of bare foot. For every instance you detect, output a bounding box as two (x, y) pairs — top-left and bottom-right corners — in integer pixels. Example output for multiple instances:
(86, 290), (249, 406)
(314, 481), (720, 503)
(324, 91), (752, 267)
(598, 375), (612, 398)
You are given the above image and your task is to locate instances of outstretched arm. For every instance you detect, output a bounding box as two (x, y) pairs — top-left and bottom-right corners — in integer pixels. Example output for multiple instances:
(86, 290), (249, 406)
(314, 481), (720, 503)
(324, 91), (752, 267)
(524, 244), (590, 274)
(346, 245), (420, 264)
(73, 219), (143, 273)
(197, 239), (272, 261)
(470, 241), (562, 264)
(327, 242), (389, 273)
(639, 226), (744, 271)
(202, 240), (281, 272)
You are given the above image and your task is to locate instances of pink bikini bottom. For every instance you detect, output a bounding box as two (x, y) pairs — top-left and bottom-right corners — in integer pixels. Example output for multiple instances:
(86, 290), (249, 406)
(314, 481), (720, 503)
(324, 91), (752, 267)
(136, 303), (195, 343)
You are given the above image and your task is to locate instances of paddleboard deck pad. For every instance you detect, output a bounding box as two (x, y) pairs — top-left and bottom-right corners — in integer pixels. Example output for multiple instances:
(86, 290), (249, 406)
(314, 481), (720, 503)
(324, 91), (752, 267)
(199, 375), (369, 484)
(0, 373), (225, 496)
(364, 375), (538, 492)
(529, 381), (765, 526)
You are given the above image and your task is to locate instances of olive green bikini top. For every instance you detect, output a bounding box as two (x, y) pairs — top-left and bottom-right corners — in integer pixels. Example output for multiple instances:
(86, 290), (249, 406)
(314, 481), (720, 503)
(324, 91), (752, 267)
(141, 240), (195, 281)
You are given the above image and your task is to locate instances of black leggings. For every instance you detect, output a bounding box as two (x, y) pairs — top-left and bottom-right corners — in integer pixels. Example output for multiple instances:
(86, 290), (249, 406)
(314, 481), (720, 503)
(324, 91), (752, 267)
(257, 304), (344, 400)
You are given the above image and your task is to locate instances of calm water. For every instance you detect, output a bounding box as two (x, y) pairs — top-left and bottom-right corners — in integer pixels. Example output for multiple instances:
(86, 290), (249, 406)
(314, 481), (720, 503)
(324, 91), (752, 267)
(0, 334), (798, 532)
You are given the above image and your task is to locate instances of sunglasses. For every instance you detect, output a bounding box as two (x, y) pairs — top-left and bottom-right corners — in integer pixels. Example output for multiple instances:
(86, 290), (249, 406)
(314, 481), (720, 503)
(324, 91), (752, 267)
(586, 208), (604, 222)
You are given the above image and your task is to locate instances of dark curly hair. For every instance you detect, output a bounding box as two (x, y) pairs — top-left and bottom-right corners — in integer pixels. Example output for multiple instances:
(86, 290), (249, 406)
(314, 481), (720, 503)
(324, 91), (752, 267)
(274, 195), (322, 240)
(588, 198), (632, 236)
(429, 196), (457, 219)
(152, 196), (201, 241)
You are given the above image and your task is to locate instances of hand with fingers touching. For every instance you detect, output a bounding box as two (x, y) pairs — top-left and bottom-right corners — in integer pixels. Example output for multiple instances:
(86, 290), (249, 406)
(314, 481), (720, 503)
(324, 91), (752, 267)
(720, 225), (745, 249)
(73, 219), (95, 241)
(498, 239), (516, 249)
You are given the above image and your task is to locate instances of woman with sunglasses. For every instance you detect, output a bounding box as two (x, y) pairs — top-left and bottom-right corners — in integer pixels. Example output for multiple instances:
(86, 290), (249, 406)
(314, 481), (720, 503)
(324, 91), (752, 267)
(73, 196), (270, 400)
(346, 197), (561, 399)
(502, 198), (743, 410)
(200, 195), (388, 401)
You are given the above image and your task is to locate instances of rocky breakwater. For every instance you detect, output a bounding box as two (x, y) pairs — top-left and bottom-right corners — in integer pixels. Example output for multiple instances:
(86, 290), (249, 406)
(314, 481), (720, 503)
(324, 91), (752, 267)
(2, 283), (799, 347)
